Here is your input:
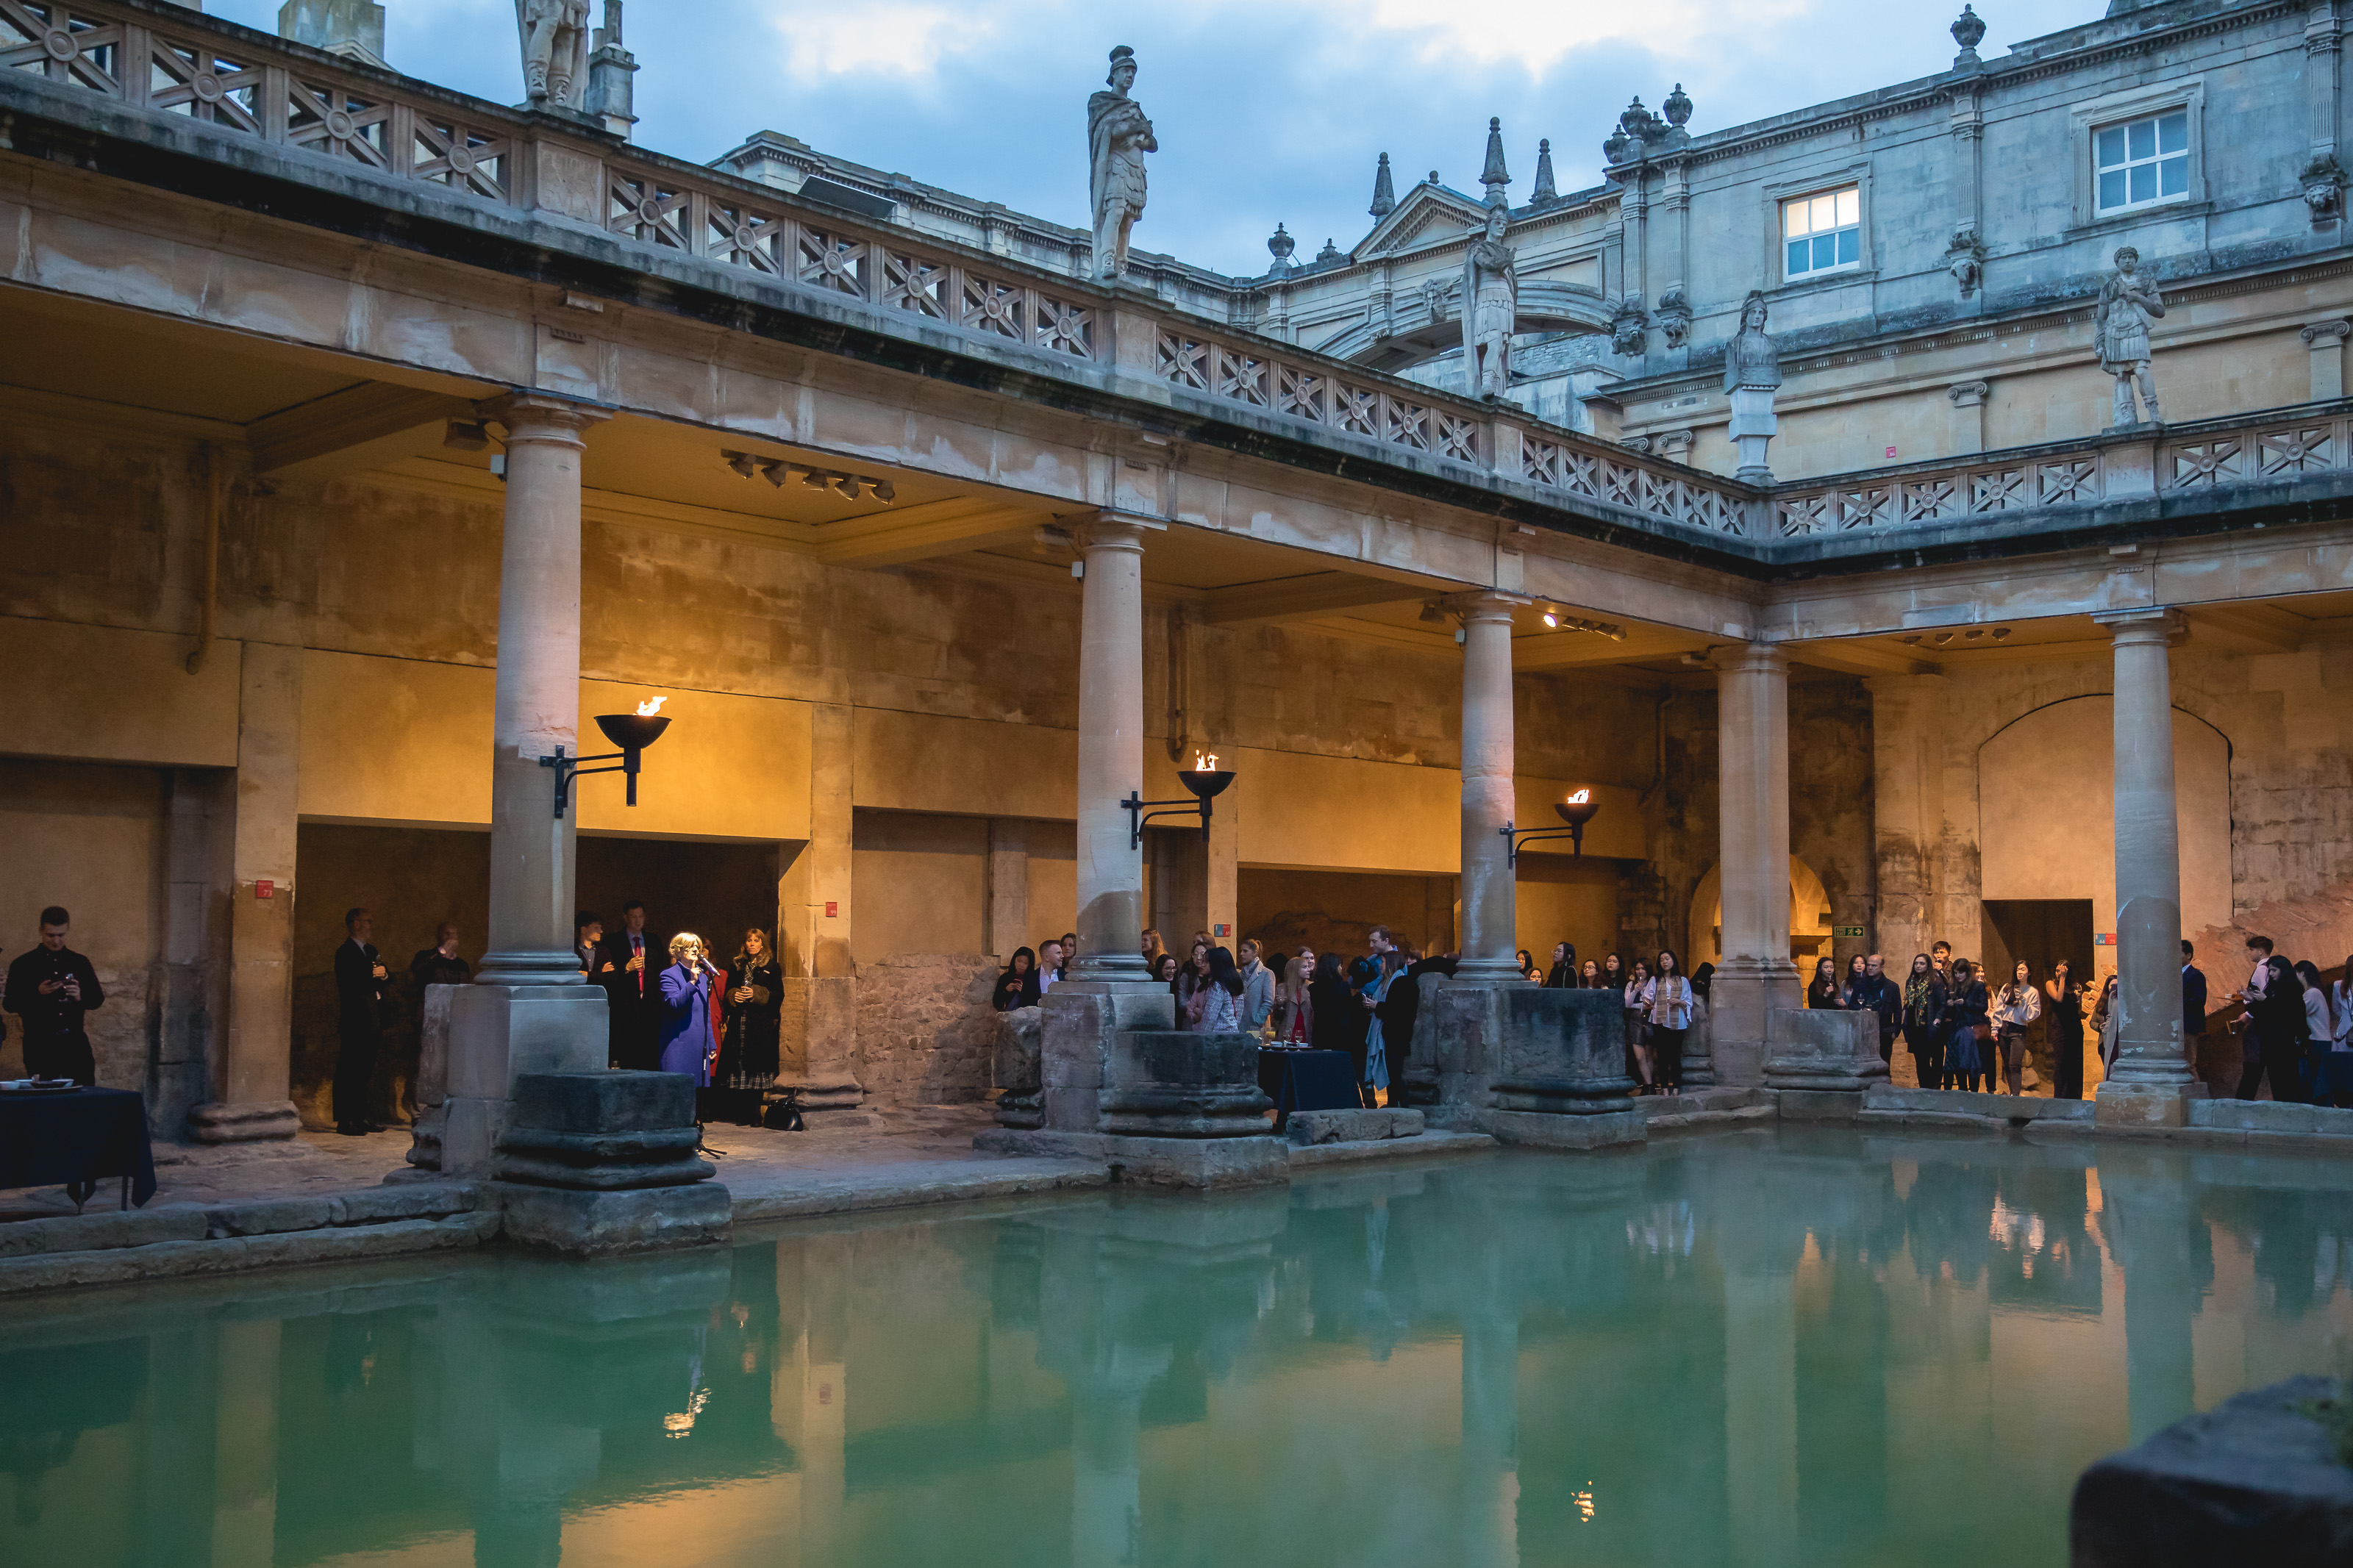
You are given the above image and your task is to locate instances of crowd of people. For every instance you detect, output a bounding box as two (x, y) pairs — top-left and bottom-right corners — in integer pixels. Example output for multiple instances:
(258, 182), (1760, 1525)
(571, 904), (784, 1113)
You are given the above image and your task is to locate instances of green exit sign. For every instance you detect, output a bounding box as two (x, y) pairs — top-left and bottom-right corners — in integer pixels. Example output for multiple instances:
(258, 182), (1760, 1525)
(1834, 925), (1866, 939)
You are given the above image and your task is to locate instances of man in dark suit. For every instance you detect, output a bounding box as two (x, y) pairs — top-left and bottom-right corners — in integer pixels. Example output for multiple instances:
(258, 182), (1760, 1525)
(3, 905), (105, 1084)
(334, 907), (389, 1134)
(2183, 938), (2211, 1089)
(601, 900), (659, 1070)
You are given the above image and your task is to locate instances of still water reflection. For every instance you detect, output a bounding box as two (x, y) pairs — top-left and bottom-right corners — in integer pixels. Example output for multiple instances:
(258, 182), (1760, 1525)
(5, 1128), (2352, 1567)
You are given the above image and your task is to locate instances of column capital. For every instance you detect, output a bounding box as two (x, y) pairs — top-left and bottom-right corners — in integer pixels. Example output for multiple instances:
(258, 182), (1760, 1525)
(479, 391), (612, 441)
(2302, 317), (2353, 346)
(1061, 509), (1165, 553)
(2093, 607), (2185, 642)
(1437, 589), (1529, 626)
(1710, 640), (1789, 676)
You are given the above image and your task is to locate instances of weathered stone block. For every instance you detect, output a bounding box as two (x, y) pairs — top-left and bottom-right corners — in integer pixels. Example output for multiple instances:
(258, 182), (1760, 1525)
(1286, 1108), (1426, 1145)
(1763, 1009), (1888, 1092)
(1485, 1108), (1646, 1150)
(0, 1206), (210, 1258)
(1040, 982), (1174, 1133)
(992, 1004), (1044, 1129)
(1100, 1030), (1273, 1136)
(496, 1183), (733, 1259)
(1776, 1088), (1864, 1123)
(496, 1071), (716, 1195)
(1101, 1134), (1288, 1188)
(2094, 1083), (2195, 1129)
(2070, 1375), (2353, 1568)
(1490, 987), (1637, 1113)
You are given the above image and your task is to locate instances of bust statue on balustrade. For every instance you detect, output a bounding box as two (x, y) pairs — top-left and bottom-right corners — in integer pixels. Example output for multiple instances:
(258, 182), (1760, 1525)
(1724, 290), (1782, 482)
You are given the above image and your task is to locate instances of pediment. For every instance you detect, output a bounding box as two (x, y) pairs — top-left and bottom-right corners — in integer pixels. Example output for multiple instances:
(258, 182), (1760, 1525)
(1358, 185), (1490, 258)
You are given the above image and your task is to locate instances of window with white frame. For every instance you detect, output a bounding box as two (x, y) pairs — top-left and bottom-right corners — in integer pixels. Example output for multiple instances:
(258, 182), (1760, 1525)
(1782, 187), (1860, 280)
(2094, 110), (2189, 213)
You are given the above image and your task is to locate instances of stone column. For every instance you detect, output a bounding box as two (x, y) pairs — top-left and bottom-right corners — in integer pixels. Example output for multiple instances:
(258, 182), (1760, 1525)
(443, 393), (612, 1175)
(2095, 610), (2198, 1124)
(210, 1317), (282, 1565)
(1452, 592), (1529, 984)
(1040, 514), (1171, 1134)
(188, 643), (303, 1143)
(1712, 644), (1801, 1081)
(2302, 318), (2349, 400)
(1069, 514), (1157, 984)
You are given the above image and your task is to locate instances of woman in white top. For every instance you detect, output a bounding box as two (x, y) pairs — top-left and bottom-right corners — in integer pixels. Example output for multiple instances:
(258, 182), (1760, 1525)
(1623, 959), (1657, 1095)
(1645, 949), (1696, 1096)
(1993, 961), (2043, 1096)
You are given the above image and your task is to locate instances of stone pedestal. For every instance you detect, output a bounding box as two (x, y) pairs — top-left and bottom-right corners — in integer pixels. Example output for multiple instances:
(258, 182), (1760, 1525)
(1100, 1030), (1272, 1137)
(1763, 1009), (1888, 1091)
(1729, 385), (1778, 482)
(1490, 988), (1637, 1112)
(443, 983), (608, 1178)
(398, 983), (456, 1176)
(493, 1071), (729, 1257)
(992, 1006), (1044, 1129)
(1039, 981), (1175, 1133)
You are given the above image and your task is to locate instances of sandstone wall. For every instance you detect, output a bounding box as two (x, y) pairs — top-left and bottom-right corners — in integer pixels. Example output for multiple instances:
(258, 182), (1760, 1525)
(851, 954), (1001, 1105)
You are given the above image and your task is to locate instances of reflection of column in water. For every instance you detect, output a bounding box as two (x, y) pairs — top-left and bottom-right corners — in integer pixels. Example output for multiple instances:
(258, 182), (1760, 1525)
(211, 1317), (279, 1567)
(1073, 1343), (1170, 1568)
(774, 1233), (850, 1565)
(2102, 1160), (2200, 1445)
(1723, 1271), (1797, 1568)
(1460, 1315), (1519, 1568)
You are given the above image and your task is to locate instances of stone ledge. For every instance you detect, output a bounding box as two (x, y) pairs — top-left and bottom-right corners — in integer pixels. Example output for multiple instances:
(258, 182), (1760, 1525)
(2071, 1375), (2353, 1568)
(1867, 1088), (2096, 1122)
(1647, 1103), (1777, 1134)
(729, 1160), (1110, 1224)
(0, 1213), (499, 1295)
(969, 1128), (1288, 1188)
(1485, 1109), (1647, 1150)
(1287, 1108), (1425, 1145)
(0, 1205), (211, 1259)
(496, 1181), (733, 1258)
(1286, 1130), (1497, 1168)
(207, 1183), (483, 1238)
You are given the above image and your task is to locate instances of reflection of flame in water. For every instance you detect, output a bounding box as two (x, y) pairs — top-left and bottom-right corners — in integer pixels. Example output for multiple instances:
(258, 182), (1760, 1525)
(663, 1386), (710, 1438)
(1566, 787), (1591, 804)
(635, 695), (667, 717)
(1194, 751), (1219, 771)
(1573, 1487), (1596, 1522)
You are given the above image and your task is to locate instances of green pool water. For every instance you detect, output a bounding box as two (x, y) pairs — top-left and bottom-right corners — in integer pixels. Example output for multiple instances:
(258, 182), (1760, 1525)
(4, 1127), (2351, 1567)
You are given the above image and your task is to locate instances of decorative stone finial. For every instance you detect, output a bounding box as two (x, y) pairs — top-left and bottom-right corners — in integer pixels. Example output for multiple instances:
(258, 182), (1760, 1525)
(1663, 83), (1693, 129)
(1480, 115), (1511, 207)
(1532, 138), (1557, 204)
(1088, 45), (1157, 281)
(1952, 5), (1987, 54)
(584, 1), (638, 139)
(1266, 223), (1296, 273)
(1369, 151), (1396, 219)
(1316, 237), (1342, 263)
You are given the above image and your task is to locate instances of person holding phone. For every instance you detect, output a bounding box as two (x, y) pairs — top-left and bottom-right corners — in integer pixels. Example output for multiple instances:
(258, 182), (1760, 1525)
(4, 906), (104, 1085)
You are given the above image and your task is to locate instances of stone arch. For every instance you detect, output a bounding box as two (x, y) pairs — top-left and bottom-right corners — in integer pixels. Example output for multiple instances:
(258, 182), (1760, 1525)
(1313, 281), (1615, 372)
(1977, 694), (2233, 942)
(1686, 856), (1834, 971)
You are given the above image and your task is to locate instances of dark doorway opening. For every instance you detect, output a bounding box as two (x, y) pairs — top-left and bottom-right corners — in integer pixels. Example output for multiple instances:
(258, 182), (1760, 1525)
(1979, 899), (2096, 995)
(291, 823), (782, 1129)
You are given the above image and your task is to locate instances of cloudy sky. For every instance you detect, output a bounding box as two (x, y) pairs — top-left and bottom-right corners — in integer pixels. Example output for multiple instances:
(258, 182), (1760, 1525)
(207, 0), (2104, 276)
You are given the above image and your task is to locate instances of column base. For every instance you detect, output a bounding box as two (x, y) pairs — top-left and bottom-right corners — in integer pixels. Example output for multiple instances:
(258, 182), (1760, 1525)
(1706, 959), (1803, 1086)
(443, 981), (607, 1177)
(1450, 959), (1534, 987)
(187, 1100), (301, 1143)
(1040, 981), (1176, 1134)
(2094, 1078), (2200, 1129)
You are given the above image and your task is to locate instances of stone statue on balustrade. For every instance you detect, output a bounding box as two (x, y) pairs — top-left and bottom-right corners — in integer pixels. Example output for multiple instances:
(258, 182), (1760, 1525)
(516, 0), (591, 108)
(1088, 46), (1157, 282)
(1723, 290), (1782, 482)
(2095, 246), (2165, 426)
(1461, 204), (1518, 400)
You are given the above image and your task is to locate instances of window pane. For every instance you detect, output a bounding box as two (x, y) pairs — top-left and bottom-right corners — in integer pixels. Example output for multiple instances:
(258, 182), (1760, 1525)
(2130, 162), (2155, 202)
(2096, 126), (2125, 166)
(1836, 229), (1860, 265)
(2160, 155), (2187, 196)
(2128, 119), (2155, 160)
(1784, 201), (1804, 239)
(1835, 189), (1860, 226)
(1813, 234), (1836, 270)
(2158, 112), (2188, 154)
(1813, 194), (1839, 231)
(1788, 237), (1810, 274)
(2100, 169), (2127, 210)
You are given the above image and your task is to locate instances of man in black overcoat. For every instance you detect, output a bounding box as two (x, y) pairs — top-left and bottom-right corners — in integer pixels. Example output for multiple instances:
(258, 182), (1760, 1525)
(3, 905), (104, 1084)
(334, 907), (389, 1134)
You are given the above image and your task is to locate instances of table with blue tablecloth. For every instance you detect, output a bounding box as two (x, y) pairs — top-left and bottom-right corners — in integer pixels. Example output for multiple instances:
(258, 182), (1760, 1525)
(1255, 1049), (1362, 1129)
(0, 1086), (157, 1210)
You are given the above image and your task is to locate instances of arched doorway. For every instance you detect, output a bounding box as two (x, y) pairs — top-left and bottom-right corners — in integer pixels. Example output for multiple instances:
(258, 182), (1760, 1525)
(1687, 857), (1833, 970)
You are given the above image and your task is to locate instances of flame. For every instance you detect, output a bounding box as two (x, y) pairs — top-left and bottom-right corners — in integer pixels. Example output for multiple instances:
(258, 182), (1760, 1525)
(635, 695), (667, 717)
(1194, 751), (1219, 771)
(1566, 787), (1591, 805)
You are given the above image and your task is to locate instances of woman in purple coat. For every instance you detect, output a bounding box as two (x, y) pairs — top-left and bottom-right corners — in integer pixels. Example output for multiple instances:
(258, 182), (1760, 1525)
(657, 932), (718, 1086)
